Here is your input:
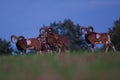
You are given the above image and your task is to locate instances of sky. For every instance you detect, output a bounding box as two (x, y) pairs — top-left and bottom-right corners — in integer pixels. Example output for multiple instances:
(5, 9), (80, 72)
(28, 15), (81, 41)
(0, 0), (120, 41)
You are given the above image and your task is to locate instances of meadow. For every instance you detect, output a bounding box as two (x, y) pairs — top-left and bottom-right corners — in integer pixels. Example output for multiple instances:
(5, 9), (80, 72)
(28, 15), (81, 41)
(0, 51), (120, 80)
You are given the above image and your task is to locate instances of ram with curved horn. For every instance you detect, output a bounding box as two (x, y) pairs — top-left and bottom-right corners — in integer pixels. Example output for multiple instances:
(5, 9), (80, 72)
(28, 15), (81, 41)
(38, 34), (51, 54)
(38, 26), (69, 55)
(81, 26), (116, 53)
(11, 35), (27, 53)
(11, 35), (42, 54)
(39, 27), (48, 34)
(42, 27), (69, 54)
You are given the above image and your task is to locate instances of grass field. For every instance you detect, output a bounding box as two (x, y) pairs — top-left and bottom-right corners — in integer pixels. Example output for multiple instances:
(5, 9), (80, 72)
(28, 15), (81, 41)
(0, 51), (120, 80)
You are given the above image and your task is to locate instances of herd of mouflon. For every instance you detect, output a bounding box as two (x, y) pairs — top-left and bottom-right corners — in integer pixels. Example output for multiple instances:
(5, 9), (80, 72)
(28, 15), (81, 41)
(11, 26), (116, 55)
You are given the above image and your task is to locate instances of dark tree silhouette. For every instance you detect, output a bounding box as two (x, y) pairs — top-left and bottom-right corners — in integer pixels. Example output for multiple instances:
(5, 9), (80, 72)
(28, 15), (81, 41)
(108, 18), (120, 51)
(49, 19), (88, 51)
(0, 38), (13, 55)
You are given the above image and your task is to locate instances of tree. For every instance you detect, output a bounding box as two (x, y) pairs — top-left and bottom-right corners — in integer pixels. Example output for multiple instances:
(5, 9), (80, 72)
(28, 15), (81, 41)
(108, 18), (120, 51)
(0, 38), (13, 55)
(49, 19), (88, 51)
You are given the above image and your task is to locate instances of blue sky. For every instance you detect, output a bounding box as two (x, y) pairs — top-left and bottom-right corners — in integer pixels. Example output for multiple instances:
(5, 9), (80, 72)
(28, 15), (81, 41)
(0, 0), (120, 41)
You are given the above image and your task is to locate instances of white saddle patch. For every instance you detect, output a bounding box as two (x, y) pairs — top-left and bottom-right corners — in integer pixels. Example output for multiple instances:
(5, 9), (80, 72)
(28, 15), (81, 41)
(96, 34), (101, 39)
(106, 41), (109, 44)
(26, 40), (31, 45)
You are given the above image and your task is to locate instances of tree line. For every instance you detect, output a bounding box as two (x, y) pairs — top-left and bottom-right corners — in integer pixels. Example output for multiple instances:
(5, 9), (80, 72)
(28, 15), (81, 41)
(0, 18), (120, 55)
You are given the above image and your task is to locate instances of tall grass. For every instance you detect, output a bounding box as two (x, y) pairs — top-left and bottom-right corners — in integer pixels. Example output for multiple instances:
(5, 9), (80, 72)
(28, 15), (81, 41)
(0, 51), (120, 80)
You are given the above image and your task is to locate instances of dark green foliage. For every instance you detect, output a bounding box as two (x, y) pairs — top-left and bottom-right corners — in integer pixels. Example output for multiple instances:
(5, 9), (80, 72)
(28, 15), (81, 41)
(108, 18), (120, 51)
(49, 19), (88, 51)
(0, 38), (13, 55)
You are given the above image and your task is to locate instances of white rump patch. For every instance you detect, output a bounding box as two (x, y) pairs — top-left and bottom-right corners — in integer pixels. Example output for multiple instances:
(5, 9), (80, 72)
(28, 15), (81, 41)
(96, 34), (101, 39)
(26, 40), (31, 45)
(106, 41), (109, 44)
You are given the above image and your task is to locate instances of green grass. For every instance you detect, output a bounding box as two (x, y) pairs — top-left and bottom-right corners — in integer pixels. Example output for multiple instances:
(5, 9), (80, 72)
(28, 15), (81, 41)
(0, 51), (120, 80)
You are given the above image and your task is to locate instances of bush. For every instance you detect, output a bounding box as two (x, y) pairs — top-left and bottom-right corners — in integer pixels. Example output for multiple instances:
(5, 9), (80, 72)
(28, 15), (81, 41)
(0, 38), (13, 55)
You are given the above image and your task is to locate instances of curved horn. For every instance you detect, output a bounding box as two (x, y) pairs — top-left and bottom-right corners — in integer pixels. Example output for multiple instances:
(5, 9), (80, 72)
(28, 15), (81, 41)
(39, 27), (48, 34)
(80, 26), (86, 32)
(39, 27), (44, 33)
(88, 26), (94, 32)
(48, 27), (53, 32)
(18, 36), (25, 40)
(11, 35), (19, 43)
(48, 27), (53, 30)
